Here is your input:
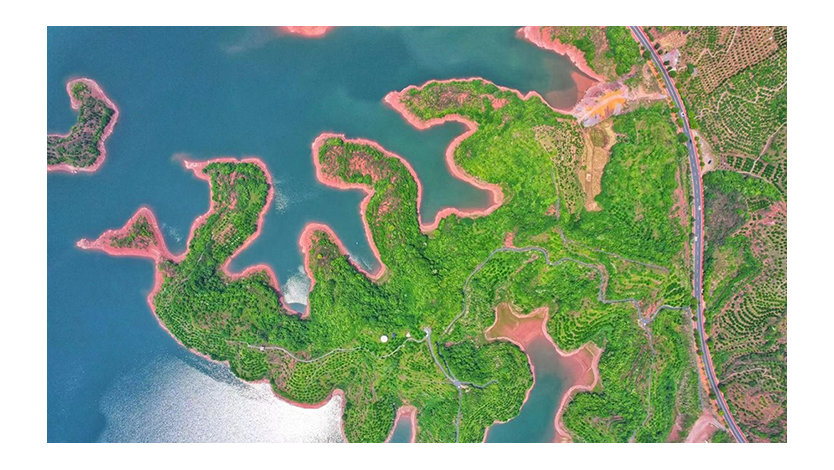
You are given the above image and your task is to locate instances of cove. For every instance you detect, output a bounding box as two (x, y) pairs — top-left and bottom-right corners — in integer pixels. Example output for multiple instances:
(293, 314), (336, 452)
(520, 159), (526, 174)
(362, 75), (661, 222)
(48, 26), (585, 442)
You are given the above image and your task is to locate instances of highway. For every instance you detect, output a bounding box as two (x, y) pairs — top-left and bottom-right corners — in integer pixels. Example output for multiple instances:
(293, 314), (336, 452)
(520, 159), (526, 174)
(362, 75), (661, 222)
(629, 26), (747, 443)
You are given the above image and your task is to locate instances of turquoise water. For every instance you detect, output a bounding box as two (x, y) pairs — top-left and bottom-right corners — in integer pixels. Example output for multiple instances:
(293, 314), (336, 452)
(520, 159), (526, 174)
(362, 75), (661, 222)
(485, 336), (570, 443)
(388, 414), (414, 443)
(47, 26), (580, 442)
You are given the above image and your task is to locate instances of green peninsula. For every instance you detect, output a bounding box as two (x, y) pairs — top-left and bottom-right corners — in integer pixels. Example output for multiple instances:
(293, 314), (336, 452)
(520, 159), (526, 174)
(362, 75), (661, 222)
(81, 78), (702, 442)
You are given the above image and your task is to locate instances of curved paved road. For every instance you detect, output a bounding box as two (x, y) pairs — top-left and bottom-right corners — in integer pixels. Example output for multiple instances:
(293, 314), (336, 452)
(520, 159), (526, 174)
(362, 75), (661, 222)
(630, 26), (747, 443)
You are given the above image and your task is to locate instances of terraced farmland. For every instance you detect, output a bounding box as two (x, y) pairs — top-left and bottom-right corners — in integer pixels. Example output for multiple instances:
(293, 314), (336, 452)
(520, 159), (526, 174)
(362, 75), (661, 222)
(703, 170), (786, 442)
(649, 26), (787, 193)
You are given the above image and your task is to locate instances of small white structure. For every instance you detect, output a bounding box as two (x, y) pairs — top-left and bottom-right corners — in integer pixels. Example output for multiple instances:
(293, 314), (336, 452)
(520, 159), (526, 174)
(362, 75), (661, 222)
(380, 335), (389, 343)
(405, 332), (411, 338)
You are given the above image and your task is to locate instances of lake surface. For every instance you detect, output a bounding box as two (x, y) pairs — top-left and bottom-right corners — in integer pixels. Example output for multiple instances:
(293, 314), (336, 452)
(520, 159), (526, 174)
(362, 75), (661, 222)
(485, 336), (570, 442)
(47, 26), (581, 442)
(387, 413), (415, 443)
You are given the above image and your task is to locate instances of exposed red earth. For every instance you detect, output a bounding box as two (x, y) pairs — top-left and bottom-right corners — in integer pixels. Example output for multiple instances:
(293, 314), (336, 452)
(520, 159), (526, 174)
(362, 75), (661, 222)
(542, 70), (597, 110)
(481, 303), (602, 443)
(521, 27), (667, 126)
(635, 30), (728, 435)
(388, 76), (577, 117)
(384, 77), (580, 233)
(684, 411), (724, 443)
(323, 127), (507, 235)
(518, 26), (606, 83)
(672, 168), (689, 229)
(552, 343), (602, 443)
(76, 158), (283, 342)
(312, 129), (509, 286)
(48, 78), (119, 173)
(279, 26), (333, 38)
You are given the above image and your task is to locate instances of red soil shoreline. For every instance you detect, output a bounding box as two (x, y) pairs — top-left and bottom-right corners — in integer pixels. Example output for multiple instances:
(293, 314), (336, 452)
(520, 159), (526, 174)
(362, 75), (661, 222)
(518, 26), (606, 83)
(76, 121), (511, 440)
(480, 303), (602, 443)
(312, 130), (506, 280)
(383, 76), (577, 234)
(76, 156), (352, 441)
(48, 78), (120, 174)
(77, 75), (585, 442)
(279, 26), (333, 38)
(387, 76), (575, 123)
(552, 342), (602, 442)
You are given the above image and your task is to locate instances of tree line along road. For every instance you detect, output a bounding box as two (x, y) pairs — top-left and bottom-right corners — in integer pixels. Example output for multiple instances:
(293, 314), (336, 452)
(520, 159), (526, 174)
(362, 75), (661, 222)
(629, 25), (747, 443)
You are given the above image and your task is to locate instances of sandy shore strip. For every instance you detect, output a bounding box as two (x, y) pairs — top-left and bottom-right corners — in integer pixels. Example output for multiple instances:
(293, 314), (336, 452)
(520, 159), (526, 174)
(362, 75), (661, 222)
(480, 303), (602, 442)
(48, 78), (120, 173)
(518, 27), (606, 83)
(278, 26), (333, 38)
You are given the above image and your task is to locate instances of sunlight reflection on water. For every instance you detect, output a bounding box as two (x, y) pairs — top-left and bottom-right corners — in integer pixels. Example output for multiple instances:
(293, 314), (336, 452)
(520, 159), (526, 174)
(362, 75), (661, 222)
(99, 356), (344, 442)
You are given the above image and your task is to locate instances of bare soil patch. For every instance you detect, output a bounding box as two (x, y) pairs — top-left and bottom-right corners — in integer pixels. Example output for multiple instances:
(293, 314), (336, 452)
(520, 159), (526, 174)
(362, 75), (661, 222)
(578, 120), (616, 211)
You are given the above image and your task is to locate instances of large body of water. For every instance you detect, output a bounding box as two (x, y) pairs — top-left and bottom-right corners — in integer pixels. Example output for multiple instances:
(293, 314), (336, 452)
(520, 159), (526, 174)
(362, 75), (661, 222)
(47, 26), (581, 442)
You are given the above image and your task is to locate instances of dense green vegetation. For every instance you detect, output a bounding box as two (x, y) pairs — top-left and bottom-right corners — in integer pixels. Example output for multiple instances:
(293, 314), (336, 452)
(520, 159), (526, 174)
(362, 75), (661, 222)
(563, 104), (690, 267)
(604, 27), (643, 76)
(711, 429), (734, 443)
(98, 77), (699, 442)
(545, 26), (645, 79)
(552, 27), (600, 70)
(111, 216), (155, 248)
(47, 80), (116, 168)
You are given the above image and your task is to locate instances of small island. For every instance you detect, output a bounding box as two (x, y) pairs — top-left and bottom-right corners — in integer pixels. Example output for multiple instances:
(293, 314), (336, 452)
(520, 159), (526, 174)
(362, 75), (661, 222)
(47, 78), (119, 173)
